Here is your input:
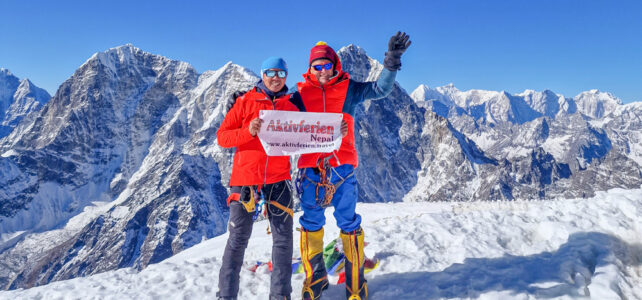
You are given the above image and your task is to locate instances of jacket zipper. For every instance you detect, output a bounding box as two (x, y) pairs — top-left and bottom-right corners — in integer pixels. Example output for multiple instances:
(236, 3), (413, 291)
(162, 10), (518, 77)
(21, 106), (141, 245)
(322, 85), (326, 112)
(320, 80), (341, 166)
(263, 96), (276, 187)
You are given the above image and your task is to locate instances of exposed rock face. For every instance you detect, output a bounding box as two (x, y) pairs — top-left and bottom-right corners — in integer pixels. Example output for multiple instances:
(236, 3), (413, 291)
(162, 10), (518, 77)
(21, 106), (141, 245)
(0, 45), (256, 289)
(409, 82), (641, 201)
(0, 68), (50, 139)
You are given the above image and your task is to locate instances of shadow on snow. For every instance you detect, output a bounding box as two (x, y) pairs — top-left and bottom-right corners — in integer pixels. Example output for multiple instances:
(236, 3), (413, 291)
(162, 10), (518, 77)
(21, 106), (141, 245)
(321, 232), (642, 299)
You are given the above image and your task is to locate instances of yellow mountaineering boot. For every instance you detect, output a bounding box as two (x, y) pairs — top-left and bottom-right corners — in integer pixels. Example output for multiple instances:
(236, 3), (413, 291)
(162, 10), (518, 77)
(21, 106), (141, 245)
(300, 227), (329, 300)
(340, 228), (367, 300)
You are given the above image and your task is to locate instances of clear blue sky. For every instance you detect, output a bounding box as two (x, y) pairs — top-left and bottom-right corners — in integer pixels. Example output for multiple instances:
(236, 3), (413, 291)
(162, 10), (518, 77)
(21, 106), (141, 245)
(1, 0), (640, 103)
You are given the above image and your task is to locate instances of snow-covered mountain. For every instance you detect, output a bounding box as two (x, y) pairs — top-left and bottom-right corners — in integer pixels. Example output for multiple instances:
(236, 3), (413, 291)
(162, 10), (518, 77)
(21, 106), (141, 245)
(0, 68), (50, 139)
(410, 84), (620, 122)
(574, 89), (622, 119)
(0, 43), (641, 291)
(0, 45), (262, 289)
(2, 187), (640, 299)
(605, 102), (642, 167)
(409, 83), (642, 201)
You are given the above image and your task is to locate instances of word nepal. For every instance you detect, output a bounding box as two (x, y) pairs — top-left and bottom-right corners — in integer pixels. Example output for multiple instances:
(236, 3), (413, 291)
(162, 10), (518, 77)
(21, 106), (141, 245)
(265, 119), (336, 136)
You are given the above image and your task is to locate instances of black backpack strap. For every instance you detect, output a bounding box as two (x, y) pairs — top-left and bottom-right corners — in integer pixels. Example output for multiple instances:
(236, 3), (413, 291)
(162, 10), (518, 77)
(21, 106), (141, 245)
(289, 91), (307, 112)
(224, 89), (252, 114)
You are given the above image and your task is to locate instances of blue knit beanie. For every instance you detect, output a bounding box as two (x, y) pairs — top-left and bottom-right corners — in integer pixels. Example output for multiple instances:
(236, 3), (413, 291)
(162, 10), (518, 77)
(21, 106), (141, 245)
(260, 57), (288, 75)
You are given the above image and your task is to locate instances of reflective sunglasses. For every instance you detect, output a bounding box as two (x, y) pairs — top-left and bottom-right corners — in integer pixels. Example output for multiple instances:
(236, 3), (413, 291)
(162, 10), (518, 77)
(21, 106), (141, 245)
(264, 70), (287, 78)
(311, 63), (333, 71)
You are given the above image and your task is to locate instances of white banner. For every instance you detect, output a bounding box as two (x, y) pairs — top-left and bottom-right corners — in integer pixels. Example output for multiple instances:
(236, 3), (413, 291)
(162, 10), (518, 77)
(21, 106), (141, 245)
(257, 110), (343, 156)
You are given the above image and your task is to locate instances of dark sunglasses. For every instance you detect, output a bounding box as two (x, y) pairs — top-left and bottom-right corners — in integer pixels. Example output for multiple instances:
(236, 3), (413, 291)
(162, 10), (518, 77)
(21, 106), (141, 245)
(311, 63), (333, 71)
(264, 70), (287, 78)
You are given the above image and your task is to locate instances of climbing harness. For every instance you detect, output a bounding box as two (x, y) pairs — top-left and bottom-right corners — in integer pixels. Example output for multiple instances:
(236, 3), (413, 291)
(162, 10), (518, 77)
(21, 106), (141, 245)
(298, 157), (354, 208)
(237, 183), (294, 234)
(239, 186), (257, 214)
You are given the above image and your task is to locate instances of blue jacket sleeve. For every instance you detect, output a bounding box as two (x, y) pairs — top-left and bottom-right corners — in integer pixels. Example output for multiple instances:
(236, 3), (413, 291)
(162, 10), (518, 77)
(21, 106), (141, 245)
(343, 68), (397, 114)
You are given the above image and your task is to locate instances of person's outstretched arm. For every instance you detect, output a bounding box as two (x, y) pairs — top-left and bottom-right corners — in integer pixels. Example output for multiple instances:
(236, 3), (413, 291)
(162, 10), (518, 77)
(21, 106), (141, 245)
(346, 32), (412, 111)
(353, 68), (397, 102)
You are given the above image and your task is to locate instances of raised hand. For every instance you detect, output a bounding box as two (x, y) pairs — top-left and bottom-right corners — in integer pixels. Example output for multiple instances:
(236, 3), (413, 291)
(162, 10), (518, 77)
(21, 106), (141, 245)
(388, 31), (412, 53)
(384, 31), (412, 71)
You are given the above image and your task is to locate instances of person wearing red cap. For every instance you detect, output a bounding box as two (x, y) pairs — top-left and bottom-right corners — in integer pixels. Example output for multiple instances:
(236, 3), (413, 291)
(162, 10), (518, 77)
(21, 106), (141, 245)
(292, 32), (411, 300)
(216, 57), (298, 300)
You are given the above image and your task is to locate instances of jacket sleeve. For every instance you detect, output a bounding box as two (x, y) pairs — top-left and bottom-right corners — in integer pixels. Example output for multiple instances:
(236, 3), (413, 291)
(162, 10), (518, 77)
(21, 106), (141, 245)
(343, 68), (397, 114)
(352, 68), (397, 102)
(216, 98), (256, 148)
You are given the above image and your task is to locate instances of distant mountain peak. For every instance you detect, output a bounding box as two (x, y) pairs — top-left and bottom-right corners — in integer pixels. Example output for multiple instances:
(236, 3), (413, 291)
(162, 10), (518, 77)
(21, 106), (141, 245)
(437, 83), (460, 92)
(577, 88), (615, 97)
(200, 61), (257, 81)
(18, 78), (32, 87)
(106, 43), (141, 54)
(340, 44), (363, 52)
(219, 61), (253, 74)
(336, 44), (383, 82)
(194, 61), (258, 97)
(81, 44), (187, 76)
(14, 78), (50, 104)
(1, 68), (14, 77)
(412, 82), (629, 120)
(337, 44), (371, 62)
(576, 89), (621, 103)
(574, 89), (622, 118)
(87, 44), (144, 63)
(0, 71), (50, 140)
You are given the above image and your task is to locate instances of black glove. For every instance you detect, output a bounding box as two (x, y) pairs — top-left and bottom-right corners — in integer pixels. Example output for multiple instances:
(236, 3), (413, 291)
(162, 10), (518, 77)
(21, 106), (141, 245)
(384, 31), (412, 71)
(224, 90), (248, 114)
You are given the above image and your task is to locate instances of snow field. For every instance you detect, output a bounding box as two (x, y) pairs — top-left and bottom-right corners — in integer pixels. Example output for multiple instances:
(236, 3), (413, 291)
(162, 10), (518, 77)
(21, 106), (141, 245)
(1, 187), (641, 299)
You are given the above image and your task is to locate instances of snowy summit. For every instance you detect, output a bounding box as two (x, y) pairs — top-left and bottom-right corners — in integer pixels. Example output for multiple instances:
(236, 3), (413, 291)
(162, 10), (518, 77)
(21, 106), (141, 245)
(2, 187), (641, 299)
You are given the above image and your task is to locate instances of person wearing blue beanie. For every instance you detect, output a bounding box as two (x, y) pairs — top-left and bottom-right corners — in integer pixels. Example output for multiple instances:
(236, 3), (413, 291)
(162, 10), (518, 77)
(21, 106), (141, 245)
(217, 56), (296, 300)
(261, 56), (288, 76)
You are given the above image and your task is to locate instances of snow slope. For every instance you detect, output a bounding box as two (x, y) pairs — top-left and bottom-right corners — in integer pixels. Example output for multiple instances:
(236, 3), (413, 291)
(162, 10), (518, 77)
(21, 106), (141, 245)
(2, 186), (640, 300)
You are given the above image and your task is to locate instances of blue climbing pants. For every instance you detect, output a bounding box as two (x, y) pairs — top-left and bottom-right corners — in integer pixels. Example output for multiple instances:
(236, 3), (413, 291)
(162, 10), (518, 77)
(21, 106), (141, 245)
(298, 164), (362, 232)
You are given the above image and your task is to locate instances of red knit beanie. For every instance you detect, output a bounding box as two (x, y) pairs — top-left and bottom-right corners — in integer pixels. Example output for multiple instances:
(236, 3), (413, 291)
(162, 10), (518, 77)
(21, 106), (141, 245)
(309, 41), (337, 66)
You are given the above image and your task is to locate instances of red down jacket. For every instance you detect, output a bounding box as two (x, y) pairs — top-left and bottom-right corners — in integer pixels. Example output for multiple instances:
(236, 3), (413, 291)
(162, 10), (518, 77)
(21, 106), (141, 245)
(217, 87), (298, 188)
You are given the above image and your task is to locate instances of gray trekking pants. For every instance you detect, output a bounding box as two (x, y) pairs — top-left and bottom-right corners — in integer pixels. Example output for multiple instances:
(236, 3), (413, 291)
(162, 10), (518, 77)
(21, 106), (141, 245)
(217, 180), (293, 298)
